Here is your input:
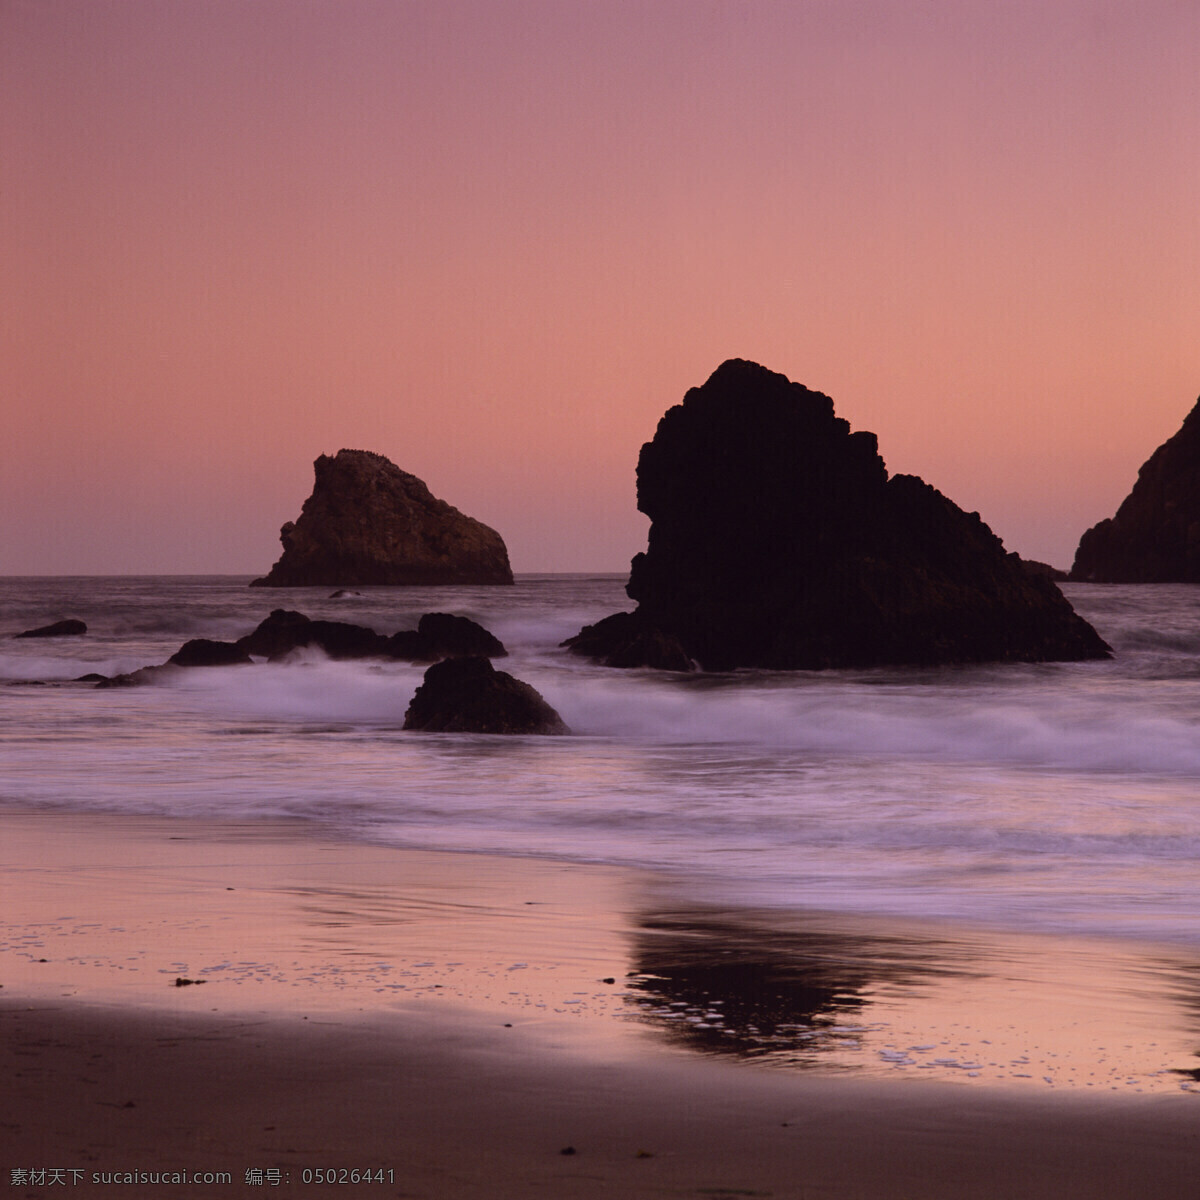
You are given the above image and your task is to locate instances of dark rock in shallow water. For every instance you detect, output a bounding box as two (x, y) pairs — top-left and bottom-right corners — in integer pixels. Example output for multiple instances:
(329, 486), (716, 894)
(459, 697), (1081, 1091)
(565, 611), (695, 672)
(16, 619), (87, 639)
(95, 665), (179, 689)
(235, 610), (387, 661)
(566, 359), (1110, 670)
(167, 639), (253, 668)
(383, 613), (506, 662)
(419, 612), (506, 658)
(251, 449), (513, 587)
(403, 656), (568, 734)
(384, 629), (437, 661)
(235, 608), (505, 663)
(235, 609), (313, 658)
(1070, 396), (1200, 582)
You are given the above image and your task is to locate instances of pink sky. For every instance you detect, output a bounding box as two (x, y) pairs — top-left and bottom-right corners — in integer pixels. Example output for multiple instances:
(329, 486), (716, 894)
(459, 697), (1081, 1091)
(3, 0), (1198, 574)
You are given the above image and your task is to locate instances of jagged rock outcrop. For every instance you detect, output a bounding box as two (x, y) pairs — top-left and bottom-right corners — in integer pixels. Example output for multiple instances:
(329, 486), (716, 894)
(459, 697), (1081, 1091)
(403, 656), (568, 734)
(1070, 397), (1200, 582)
(252, 450), (513, 587)
(566, 359), (1110, 670)
(16, 619), (87, 638)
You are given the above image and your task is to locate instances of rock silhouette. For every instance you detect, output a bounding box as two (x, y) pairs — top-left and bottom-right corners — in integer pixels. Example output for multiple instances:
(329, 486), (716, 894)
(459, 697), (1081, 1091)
(1070, 396), (1200, 582)
(403, 656), (568, 734)
(566, 359), (1110, 670)
(252, 450), (513, 587)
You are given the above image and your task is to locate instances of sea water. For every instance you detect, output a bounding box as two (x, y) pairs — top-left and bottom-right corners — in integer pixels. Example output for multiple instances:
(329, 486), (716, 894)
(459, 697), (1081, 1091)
(3, 574), (1200, 948)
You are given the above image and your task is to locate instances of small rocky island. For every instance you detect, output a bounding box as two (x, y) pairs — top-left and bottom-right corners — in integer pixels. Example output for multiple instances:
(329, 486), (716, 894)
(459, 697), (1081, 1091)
(252, 450), (513, 587)
(1070, 395), (1200, 582)
(15, 619), (87, 639)
(567, 359), (1110, 670)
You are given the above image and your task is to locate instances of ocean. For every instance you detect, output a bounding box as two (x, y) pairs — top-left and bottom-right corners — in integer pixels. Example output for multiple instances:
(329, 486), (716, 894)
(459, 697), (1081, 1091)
(3, 573), (1200, 950)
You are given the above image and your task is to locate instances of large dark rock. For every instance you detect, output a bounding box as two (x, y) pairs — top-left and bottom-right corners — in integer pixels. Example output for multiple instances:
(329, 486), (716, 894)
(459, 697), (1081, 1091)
(566, 359), (1110, 670)
(403, 656), (568, 734)
(236, 610), (388, 661)
(167, 639), (253, 667)
(252, 449), (513, 587)
(16, 619), (87, 638)
(1070, 397), (1200, 582)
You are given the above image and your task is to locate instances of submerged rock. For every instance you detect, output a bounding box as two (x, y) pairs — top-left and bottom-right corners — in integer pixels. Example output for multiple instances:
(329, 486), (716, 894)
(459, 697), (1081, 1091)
(1070, 396), (1200, 582)
(566, 359), (1110, 670)
(16, 619), (87, 638)
(403, 656), (568, 734)
(252, 449), (513, 587)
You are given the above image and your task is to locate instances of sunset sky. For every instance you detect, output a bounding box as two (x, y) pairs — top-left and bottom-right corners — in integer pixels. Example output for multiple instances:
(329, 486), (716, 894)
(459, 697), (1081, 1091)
(4, 0), (1198, 575)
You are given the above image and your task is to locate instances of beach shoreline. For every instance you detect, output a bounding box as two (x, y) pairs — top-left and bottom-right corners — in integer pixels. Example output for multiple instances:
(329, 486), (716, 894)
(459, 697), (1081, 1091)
(2, 808), (1198, 1198)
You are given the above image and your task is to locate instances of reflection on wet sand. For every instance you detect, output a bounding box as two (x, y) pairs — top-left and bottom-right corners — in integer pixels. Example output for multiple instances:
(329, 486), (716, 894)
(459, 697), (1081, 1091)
(4, 811), (1200, 1097)
(623, 902), (1200, 1094)
(625, 910), (973, 1064)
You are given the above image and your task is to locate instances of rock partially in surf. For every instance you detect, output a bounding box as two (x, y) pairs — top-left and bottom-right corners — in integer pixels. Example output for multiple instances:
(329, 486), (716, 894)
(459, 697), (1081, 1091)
(403, 656), (568, 734)
(418, 611), (506, 657)
(251, 449), (513, 587)
(95, 665), (180, 688)
(1070, 396), (1200, 582)
(76, 673), (108, 683)
(385, 613), (506, 662)
(329, 589), (361, 598)
(235, 609), (313, 658)
(564, 611), (695, 672)
(16, 619), (87, 639)
(235, 609), (387, 660)
(384, 629), (438, 661)
(566, 359), (1110, 670)
(167, 639), (254, 668)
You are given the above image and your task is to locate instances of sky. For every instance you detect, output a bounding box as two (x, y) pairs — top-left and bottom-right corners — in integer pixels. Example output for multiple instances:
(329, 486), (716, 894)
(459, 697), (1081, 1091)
(3, 0), (1198, 575)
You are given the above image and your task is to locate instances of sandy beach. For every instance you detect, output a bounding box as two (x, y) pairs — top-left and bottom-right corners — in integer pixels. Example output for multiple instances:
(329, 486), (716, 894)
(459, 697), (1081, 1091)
(2, 810), (1198, 1198)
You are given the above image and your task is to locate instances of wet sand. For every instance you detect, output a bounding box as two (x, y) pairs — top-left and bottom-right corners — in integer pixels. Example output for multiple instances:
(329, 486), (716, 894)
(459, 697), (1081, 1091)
(1, 810), (1198, 1198)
